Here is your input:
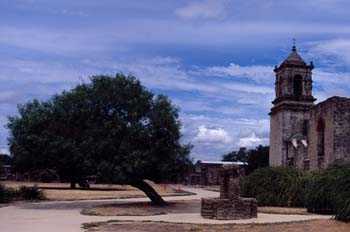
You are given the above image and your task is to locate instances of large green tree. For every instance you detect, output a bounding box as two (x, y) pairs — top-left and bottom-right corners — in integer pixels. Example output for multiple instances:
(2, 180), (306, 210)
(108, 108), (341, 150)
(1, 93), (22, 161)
(8, 74), (192, 205)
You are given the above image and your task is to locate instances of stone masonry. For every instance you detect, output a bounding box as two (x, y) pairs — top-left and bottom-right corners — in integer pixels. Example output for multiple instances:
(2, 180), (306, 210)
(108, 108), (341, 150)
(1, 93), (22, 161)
(308, 96), (350, 170)
(201, 164), (257, 220)
(269, 46), (350, 171)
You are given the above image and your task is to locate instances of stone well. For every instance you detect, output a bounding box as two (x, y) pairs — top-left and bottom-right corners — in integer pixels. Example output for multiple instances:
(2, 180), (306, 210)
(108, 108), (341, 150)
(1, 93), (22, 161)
(201, 164), (257, 220)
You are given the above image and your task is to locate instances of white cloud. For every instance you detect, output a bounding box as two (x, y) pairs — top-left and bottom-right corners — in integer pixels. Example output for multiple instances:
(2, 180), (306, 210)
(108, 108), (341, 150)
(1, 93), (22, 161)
(205, 63), (275, 83)
(194, 125), (232, 144)
(306, 39), (350, 66)
(181, 114), (270, 160)
(238, 132), (268, 147)
(175, 0), (228, 19)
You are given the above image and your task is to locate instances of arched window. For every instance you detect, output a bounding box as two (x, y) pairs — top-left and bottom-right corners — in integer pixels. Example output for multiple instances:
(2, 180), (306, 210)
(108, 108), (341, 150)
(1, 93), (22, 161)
(303, 120), (309, 136)
(293, 75), (303, 97)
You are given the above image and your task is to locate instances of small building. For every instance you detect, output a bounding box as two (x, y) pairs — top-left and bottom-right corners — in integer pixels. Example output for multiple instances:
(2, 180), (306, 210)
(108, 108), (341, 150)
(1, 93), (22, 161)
(0, 165), (14, 180)
(189, 160), (247, 186)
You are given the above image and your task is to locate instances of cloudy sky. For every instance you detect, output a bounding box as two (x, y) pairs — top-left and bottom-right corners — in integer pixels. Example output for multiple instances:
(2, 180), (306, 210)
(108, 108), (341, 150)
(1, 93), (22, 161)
(1, 0), (350, 160)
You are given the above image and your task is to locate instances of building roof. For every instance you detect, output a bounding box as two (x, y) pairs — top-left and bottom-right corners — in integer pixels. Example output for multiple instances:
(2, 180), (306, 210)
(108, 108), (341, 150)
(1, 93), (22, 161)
(196, 161), (247, 165)
(281, 46), (306, 66)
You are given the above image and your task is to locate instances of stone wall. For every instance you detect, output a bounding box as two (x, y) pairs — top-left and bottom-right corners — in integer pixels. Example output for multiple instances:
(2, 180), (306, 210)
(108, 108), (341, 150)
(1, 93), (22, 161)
(200, 164), (222, 185)
(269, 112), (283, 166)
(333, 97), (350, 162)
(270, 108), (311, 168)
(308, 97), (350, 170)
(201, 164), (257, 220)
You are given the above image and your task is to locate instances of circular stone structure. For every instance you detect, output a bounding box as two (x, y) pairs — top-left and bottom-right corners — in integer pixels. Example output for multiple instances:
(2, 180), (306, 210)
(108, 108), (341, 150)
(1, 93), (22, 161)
(201, 164), (257, 220)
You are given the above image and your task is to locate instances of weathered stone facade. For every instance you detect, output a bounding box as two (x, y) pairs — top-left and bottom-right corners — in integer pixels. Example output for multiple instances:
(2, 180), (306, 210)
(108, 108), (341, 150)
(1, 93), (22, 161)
(201, 164), (257, 220)
(269, 46), (350, 171)
(308, 97), (350, 170)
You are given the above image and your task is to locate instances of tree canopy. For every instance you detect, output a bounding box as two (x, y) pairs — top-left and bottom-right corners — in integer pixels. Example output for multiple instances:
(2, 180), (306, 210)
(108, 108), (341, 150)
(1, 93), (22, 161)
(7, 74), (193, 205)
(222, 145), (269, 174)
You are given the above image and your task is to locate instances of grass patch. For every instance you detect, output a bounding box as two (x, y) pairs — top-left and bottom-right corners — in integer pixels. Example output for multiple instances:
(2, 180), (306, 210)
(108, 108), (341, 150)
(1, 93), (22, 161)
(81, 200), (201, 216)
(1, 181), (187, 201)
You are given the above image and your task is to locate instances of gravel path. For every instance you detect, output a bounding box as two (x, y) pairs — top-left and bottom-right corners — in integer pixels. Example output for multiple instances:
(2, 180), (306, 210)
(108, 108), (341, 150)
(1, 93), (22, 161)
(0, 186), (332, 232)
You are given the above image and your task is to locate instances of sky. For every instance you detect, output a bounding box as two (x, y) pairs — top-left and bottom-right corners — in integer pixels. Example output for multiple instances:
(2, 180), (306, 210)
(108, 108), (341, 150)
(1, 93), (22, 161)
(1, 0), (350, 160)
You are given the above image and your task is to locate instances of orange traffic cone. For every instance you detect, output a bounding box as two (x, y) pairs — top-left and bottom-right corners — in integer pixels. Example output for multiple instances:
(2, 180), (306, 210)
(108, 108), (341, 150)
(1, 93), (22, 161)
(178, 185), (182, 192)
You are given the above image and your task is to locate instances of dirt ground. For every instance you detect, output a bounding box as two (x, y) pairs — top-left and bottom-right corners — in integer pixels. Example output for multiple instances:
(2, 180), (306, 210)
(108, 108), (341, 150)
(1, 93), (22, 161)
(84, 220), (350, 232)
(82, 200), (201, 216)
(1, 181), (187, 201)
(82, 200), (310, 216)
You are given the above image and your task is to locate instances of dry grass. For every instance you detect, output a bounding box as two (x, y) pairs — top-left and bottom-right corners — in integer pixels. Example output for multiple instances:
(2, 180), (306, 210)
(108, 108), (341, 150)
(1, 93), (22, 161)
(84, 220), (350, 232)
(82, 200), (311, 217)
(82, 200), (200, 216)
(258, 206), (308, 215)
(0, 181), (186, 201)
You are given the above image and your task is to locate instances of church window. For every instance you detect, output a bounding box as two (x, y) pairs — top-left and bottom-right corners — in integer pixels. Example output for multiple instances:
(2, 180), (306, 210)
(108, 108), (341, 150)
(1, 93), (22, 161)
(303, 120), (308, 136)
(293, 75), (303, 97)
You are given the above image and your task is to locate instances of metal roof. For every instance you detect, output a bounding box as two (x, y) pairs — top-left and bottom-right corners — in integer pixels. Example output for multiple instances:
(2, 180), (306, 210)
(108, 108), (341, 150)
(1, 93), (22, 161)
(197, 161), (247, 165)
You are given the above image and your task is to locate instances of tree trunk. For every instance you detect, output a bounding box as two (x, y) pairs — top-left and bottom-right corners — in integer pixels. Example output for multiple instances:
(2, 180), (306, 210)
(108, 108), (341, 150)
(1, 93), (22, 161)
(70, 182), (76, 189)
(131, 180), (167, 206)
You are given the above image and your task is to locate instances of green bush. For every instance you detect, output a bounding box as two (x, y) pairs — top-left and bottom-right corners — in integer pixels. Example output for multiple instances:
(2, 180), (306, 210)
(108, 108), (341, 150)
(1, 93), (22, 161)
(18, 185), (45, 200)
(0, 183), (9, 203)
(305, 164), (350, 222)
(240, 166), (307, 207)
(0, 184), (17, 203)
(1, 184), (45, 202)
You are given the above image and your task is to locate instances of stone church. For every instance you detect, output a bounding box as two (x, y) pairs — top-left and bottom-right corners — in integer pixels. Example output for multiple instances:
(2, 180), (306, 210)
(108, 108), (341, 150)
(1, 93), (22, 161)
(269, 46), (350, 171)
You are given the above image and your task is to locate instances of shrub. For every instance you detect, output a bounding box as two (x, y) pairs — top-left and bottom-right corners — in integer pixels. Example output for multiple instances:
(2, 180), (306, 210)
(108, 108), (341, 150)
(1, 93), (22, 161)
(0, 183), (9, 203)
(305, 164), (350, 222)
(240, 166), (307, 207)
(18, 185), (45, 200)
(0, 184), (17, 203)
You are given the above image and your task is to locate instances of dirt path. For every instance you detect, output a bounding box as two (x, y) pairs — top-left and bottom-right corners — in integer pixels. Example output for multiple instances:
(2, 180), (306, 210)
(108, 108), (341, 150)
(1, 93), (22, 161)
(86, 220), (350, 232)
(0, 186), (332, 232)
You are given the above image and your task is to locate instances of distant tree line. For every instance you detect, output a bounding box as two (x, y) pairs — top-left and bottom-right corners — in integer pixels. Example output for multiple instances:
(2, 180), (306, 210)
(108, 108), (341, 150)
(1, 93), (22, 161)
(221, 145), (269, 174)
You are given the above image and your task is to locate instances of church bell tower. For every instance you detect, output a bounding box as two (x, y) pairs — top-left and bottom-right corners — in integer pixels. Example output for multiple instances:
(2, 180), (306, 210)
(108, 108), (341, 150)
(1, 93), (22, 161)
(269, 45), (316, 167)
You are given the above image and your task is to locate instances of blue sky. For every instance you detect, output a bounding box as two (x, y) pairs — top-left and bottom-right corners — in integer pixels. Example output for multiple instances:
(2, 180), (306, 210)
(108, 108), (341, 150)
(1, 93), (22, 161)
(1, 0), (350, 160)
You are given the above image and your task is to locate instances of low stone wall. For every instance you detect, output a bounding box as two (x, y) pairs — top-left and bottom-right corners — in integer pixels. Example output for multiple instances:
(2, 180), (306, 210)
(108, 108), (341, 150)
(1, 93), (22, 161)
(201, 164), (257, 220)
(201, 197), (257, 220)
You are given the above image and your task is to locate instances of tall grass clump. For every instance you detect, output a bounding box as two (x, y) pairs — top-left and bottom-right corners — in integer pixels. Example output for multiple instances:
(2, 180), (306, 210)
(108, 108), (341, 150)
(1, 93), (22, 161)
(241, 166), (308, 207)
(305, 164), (350, 222)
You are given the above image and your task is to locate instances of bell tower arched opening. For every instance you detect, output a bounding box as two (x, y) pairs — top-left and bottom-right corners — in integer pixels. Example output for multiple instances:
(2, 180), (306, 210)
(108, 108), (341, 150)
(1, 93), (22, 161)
(293, 75), (303, 97)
